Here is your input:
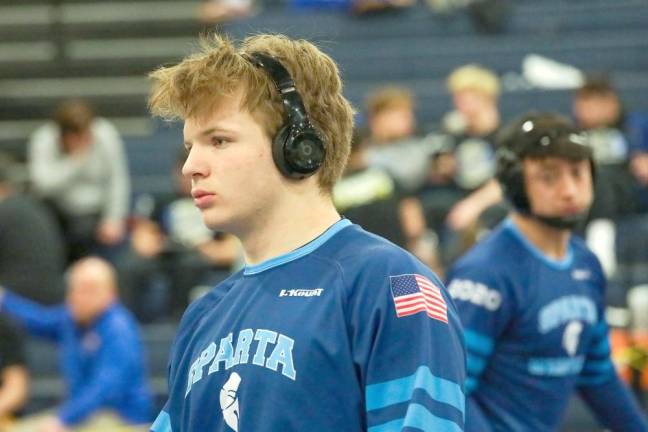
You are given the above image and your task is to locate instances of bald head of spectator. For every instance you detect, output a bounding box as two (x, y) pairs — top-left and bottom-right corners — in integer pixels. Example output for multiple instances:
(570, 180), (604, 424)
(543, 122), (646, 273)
(66, 257), (118, 326)
(365, 86), (416, 144)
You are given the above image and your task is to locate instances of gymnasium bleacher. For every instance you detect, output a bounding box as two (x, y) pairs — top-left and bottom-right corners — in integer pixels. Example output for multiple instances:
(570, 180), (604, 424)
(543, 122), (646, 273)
(1, 0), (647, 429)
(2, 0), (648, 194)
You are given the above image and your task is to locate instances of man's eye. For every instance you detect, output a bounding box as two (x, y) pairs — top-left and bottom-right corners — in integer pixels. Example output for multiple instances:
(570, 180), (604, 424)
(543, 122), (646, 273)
(211, 137), (229, 146)
(540, 172), (557, 183)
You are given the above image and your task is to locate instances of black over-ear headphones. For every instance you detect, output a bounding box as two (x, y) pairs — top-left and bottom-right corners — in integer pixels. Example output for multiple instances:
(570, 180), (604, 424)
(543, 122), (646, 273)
(246, 52), (326, 179)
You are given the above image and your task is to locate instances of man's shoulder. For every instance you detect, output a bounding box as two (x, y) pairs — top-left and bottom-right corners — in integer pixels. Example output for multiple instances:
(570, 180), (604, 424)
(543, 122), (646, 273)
(92, 117), (120, 134)
(321, 224), (422, 272)
(569, 235), (606, 280)
(569, 234), (599, 261)
(101, 304), (141, 336)
(177, 270), (244, 331)
(29, 122), (58, 144)
(319, 224), (443, 292)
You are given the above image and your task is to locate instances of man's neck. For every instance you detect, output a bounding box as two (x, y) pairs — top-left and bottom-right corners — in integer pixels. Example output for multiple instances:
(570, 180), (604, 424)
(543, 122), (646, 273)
(240, 190), (342, 265)
(510, 213), (571, 260)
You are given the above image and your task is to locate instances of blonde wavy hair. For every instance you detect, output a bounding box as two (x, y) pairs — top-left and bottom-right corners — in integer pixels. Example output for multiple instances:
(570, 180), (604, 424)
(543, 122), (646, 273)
(148, 33), (355, 192)
(447, 64), (500, 98)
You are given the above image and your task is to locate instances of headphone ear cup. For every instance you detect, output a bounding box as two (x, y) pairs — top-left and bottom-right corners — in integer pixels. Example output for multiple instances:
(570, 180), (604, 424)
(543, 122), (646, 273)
(272, 124), (293, 178)
(272, 124), (326, 179)
(496, 148), (529, 212)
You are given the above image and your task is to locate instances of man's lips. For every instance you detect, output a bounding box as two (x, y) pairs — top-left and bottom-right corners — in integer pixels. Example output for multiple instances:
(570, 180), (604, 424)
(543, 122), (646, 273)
(192, 189), (216, 208)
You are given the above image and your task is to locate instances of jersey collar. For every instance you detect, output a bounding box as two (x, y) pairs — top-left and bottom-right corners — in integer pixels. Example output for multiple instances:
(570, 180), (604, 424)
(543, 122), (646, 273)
(503, 218), (574, 270)
(243, 219), (352, 275)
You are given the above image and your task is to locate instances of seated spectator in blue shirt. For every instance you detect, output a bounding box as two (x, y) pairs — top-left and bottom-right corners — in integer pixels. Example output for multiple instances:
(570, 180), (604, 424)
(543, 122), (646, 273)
(0, 257), (153, 432)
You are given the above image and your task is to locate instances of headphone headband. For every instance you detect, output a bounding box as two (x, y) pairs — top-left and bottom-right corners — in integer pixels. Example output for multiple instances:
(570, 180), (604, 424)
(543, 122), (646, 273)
(246, 52), (308, 125)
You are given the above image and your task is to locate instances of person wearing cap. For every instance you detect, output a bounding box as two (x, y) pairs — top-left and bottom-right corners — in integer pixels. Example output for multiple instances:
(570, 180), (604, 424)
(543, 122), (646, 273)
(445, 112), (648, 431)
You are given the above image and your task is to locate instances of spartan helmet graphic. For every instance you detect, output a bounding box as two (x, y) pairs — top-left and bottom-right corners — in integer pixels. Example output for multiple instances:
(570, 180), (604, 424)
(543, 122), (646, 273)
(562, 321), (583, 357)
(220, 372), (241, 431)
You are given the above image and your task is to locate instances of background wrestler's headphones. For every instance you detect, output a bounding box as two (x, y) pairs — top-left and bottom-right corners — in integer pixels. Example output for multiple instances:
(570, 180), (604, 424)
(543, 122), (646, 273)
(246, 52), (326, 179)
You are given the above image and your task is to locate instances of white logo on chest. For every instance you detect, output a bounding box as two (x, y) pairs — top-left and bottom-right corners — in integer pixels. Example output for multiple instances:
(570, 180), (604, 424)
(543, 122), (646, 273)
(279, 288), (324, 297)
(220, 372), (241, 431)
(571, 269), (591, 280)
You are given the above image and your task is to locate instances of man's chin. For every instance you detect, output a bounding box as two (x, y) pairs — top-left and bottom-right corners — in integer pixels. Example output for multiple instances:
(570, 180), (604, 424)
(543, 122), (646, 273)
(202, 214), (231, 232)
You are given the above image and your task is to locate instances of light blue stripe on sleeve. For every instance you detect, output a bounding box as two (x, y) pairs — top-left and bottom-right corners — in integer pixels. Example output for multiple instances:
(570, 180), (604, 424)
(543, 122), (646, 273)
(365, 366), (464, 415)
(464, 329), (494, 357)
(151, 411), (172, 432)
(582, 359), (614, 374)
(578, 374), (614, 387)
(591, 321), (607, 337)
(368, 403), (463, 432)
(589, 331), (611, 357)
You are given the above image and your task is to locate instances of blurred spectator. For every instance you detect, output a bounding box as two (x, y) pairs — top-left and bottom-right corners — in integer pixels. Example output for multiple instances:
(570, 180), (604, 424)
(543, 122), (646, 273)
(288, 0), (413, 15)
(628, 113), (648, 192)
(333, 130), (440, 272)
(351, 0), (414, 16)
(427, 65), (506, 259)
(574, 77), (646, 220)
(0, 316), (29, 428)
(0, 257), (153, 432)
(426, 0), (512, 34)
(0, 153), (65, 305)
(117, 151), (240, 320)
(28, 100), (131, 264)
(443, 63), (500, 192)
(364, 86), (436, 192)
(198, 0), (254, 23)
(416, 142), (468, 266)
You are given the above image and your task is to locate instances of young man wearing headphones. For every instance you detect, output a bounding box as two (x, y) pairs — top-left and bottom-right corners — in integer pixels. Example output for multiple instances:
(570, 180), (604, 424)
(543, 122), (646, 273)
(446, 112), (648, 431)
(148, 34), (465, 431)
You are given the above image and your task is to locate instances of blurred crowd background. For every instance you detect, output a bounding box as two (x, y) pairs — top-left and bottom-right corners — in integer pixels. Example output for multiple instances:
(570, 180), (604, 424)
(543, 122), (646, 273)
(0, 0), (647, 430)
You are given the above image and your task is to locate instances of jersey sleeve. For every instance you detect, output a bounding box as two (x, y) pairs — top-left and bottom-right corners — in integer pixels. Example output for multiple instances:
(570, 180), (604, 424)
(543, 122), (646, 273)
(151, 404), (172, 432)
(346, 252), (466, 432)
(151, 294), (208, 432)
(445, 261), (515, 395)
(577, 262), (648, 430)
(575, 254), (618, 388)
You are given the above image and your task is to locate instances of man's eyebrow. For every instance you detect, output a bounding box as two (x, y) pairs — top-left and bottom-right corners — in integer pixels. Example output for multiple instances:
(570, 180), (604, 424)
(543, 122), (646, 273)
(184, 127), (217, 147)
(184, 127), (235, 147)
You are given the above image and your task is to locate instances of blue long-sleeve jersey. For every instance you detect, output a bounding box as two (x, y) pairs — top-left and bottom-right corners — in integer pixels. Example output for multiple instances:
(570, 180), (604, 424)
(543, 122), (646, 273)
(0, 291), (153, 426)
(151, 219), (466, 432)
(446, 218), (648, 431)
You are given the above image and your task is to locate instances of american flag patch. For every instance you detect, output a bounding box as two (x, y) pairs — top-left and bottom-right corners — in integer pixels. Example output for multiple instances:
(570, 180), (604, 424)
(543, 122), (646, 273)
(390, 274), (448, 323)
